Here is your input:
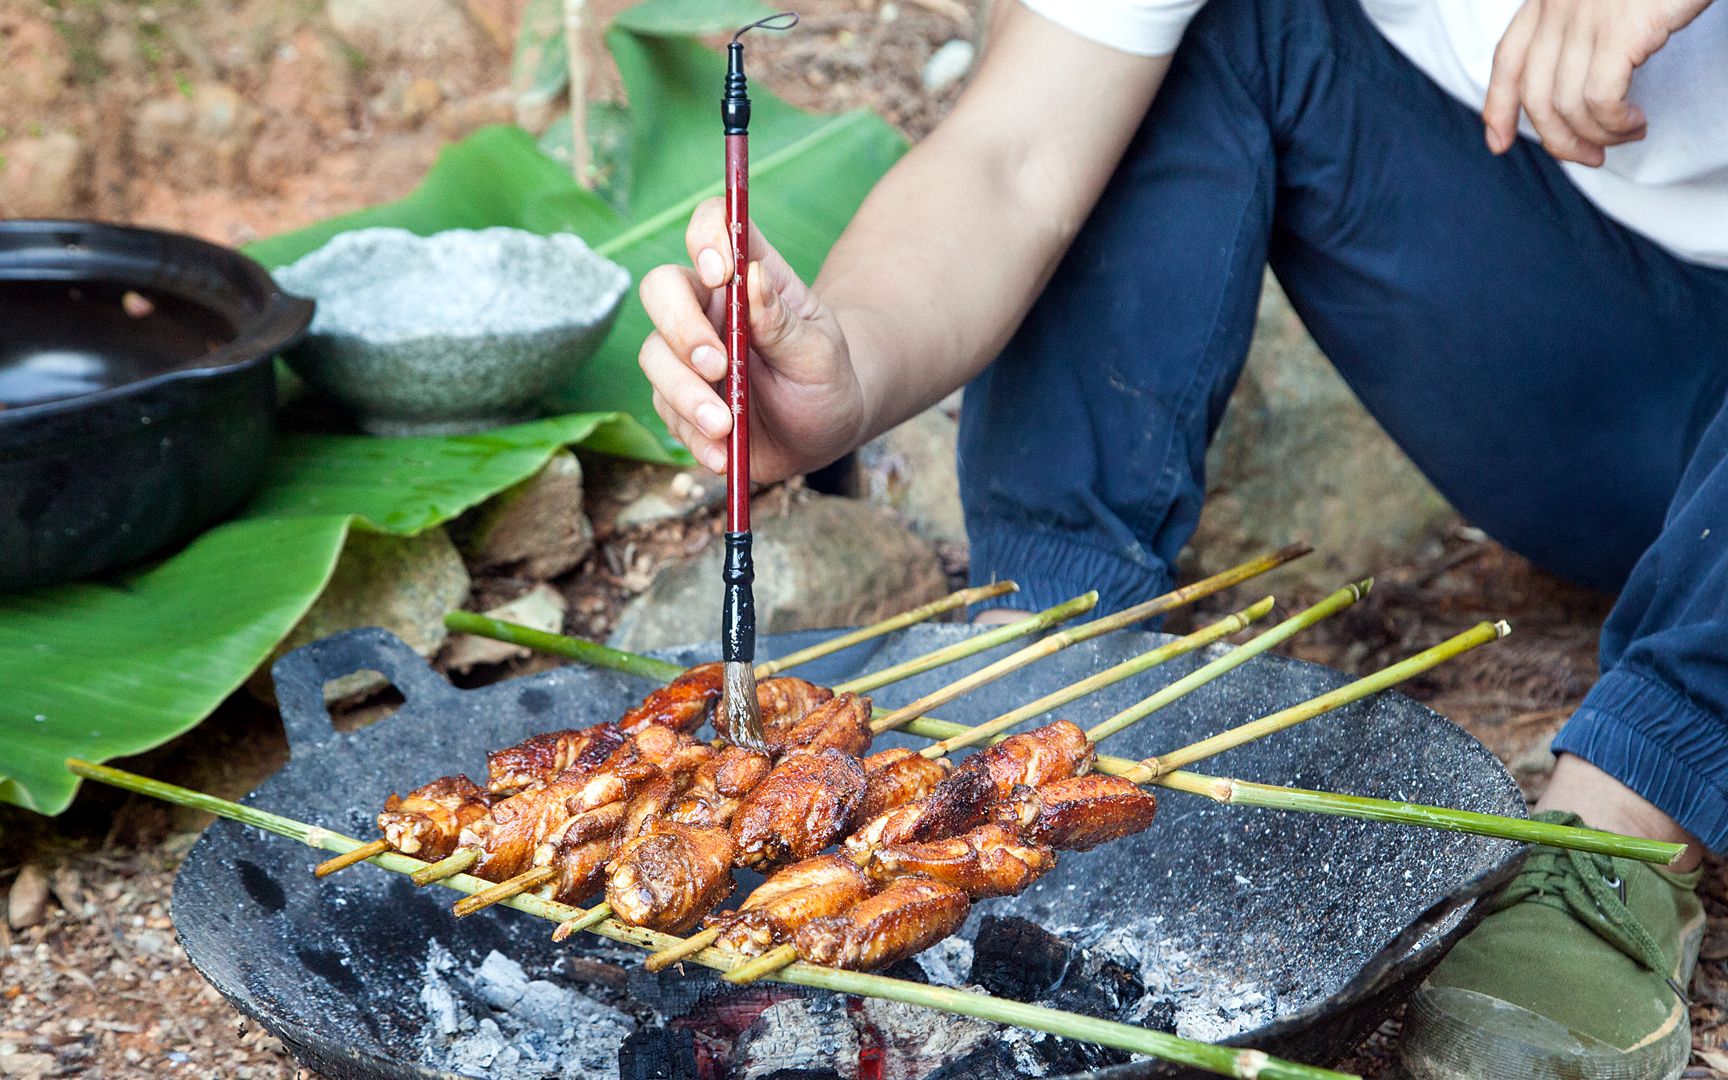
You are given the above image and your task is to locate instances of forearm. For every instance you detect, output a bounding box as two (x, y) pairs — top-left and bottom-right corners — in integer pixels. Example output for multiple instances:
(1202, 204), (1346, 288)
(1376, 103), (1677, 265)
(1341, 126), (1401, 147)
(815, 8), (1170, 439)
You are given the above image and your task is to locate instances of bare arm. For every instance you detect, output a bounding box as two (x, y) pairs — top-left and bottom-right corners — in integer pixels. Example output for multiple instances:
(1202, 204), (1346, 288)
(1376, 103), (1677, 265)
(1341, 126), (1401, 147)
(637, 4), (1169, 480)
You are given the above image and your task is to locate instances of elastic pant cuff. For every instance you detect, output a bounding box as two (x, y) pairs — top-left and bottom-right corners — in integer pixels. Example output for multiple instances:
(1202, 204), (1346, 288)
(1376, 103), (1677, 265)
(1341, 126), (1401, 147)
(966, 524), (1173, 620)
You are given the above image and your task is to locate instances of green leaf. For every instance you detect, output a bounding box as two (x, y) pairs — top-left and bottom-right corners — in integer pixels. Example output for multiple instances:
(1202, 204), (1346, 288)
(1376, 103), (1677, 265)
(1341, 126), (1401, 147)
(613, 0), (780, 36)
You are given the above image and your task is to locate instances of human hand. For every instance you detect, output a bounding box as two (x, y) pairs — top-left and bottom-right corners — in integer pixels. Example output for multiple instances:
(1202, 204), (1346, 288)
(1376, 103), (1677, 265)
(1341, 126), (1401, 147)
(1484, 0), (1714, 165)
(636, 197), (865, 482)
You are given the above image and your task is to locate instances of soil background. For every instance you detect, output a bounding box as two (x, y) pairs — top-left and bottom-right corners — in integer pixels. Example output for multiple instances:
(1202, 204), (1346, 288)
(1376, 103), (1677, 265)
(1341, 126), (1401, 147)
(2, 0), (1725, 1077)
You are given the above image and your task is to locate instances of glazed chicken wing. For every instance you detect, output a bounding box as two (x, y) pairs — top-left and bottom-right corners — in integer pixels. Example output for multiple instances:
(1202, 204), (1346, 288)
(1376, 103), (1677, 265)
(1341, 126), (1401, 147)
(857, 749), (951, 824)
(793, 876), (970, 971)
(865, 822), (1056, 898)
(730, 749), (868, 872)
(377, 775), (492, 859)
(667, 746), (773, 830)
(536, 800), (629, 901)
(484, 723), (626, 796)
(606, 821), (737, 933)
(990, 774), (1158, 851)
(909, 720), (1095, 840)
(841, 801), (928, 861)
(756, 676), (835, 728)
(618, 662), (725, 735)
(708, 854), (876, 956)
(765, 692), (875, 759)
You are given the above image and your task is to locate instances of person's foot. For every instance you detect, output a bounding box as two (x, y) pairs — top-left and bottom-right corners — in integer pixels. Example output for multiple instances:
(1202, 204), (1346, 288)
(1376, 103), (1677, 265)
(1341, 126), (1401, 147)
(1400, 808), (1705, 1079)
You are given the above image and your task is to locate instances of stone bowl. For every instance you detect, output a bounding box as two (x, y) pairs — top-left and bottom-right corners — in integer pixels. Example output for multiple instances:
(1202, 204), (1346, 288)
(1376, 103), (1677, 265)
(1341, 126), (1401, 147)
(274, 227), (630, 436)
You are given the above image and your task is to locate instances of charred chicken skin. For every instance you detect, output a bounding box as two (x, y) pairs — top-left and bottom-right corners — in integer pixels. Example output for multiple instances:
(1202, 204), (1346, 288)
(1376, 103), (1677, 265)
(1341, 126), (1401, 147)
(666, 746), (774, 830)
(377, 775), (493, 859)
(484, 723), (626, 796)
(857, 748), (950, 824)
(990, 774), (1159, 851)
(864, 822), (1057, 898)
(793, 876), (971, 971)
(606, 821), (737, 933)
(617, 662), (725, 735)
(906, 720), (1096, 841)
(707, 855), (876, 956)
(764, 692), (875, 758)
(730, 749), (869, 872)
(756, 677), (835, 729)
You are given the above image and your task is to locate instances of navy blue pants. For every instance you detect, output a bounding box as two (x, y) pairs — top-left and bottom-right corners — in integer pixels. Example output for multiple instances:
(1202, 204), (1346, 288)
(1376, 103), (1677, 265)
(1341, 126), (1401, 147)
(958, 0), (1728, 848)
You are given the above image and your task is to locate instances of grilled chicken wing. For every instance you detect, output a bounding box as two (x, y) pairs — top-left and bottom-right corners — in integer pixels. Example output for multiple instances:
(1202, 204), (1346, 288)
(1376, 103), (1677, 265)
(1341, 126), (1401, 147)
(668, 746), (773, 830)
(536, 800), (629, 901)
(865, 822), (1056, 897)
(623, 774), (689, 839)
(857, 748), (950, 823)
(793, 876), (970, 971)
(619, 662), (725, 735)
(606, 821), (737, 933)
(764, 692), (875, 759)
(909, 721), (1095, 840)
(842, 801), (931, 861)
(730, 749), (868, 872)
(484, 723), (626, 796)
(377, 775), (492, 859)
(756, 676), (835, 728)
(990, 775), (1158, 851)
(709, 854), (877, 956)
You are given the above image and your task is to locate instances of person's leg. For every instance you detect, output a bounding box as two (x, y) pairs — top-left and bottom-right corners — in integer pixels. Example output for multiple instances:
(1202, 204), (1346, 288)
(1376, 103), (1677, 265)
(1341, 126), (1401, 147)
(958, 8), (1279, 617)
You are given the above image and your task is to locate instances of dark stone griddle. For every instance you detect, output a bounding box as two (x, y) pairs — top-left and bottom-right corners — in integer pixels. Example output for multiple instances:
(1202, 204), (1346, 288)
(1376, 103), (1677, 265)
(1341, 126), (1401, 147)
(172, 624), (1526, 1078)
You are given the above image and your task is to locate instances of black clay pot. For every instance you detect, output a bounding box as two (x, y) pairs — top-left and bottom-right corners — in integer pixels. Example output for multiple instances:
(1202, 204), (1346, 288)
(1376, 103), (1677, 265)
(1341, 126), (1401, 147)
(0, 220), (313, 590)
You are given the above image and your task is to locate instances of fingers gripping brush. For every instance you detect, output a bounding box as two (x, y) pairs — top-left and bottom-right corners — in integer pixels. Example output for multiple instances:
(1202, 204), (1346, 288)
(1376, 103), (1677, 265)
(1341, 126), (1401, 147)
(719, 12), (798, 752)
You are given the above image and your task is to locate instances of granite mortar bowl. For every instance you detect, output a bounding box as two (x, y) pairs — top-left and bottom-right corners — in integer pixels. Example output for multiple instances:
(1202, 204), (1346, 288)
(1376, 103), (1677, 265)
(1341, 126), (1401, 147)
(274, 228), (630, 436)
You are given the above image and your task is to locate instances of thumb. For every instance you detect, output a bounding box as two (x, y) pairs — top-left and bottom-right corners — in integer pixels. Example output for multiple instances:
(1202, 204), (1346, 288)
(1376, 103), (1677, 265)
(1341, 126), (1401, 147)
(746, 259), (835, 382)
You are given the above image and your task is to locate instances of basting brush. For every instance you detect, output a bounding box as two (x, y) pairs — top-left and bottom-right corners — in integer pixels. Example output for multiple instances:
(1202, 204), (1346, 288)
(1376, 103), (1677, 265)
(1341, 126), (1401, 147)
(717, 12), (798, 752)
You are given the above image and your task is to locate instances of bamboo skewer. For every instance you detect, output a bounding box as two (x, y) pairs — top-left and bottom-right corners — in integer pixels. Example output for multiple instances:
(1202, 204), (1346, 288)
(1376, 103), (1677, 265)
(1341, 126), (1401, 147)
(725, 944), (798, 983)
(646, 926), (721, 971)
(452, 866), (555, 916)
(1083, 581), (1371, 743)
(64, 760), (1354, 1080)
(913, 596), (1273, 751)
(411, 847), (478, 886)
(313, 838), (391, 877)
(1126, 621), (1510, 781)
(443, 580), (1018, 684)
(867, 556), (1315, 734)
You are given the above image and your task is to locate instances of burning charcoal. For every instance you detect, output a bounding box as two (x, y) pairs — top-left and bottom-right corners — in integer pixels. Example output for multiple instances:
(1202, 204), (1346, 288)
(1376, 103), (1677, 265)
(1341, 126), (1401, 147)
(968, 915), (1071, 1001)
(618, 1025), (699, 1080)
(1138, 996), (1179, 1034)
(732, 997), (858, 1080)
(857, 998), (996, 1078)
(920, 1045), (1028, 1080)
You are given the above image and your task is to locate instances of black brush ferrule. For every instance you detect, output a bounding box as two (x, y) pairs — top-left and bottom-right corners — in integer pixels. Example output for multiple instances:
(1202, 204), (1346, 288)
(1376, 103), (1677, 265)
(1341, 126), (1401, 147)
(722, 531), (755, 663)
(722, 42), (751, 134)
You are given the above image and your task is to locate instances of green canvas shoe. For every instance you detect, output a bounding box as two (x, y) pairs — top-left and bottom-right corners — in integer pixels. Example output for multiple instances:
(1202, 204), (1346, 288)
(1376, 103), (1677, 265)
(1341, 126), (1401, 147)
(1401, 811), (1704, 1080)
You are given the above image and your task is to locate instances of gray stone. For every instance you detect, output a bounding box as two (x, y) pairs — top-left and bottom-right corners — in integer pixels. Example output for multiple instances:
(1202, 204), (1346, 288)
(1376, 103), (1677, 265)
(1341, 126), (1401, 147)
(848, 407), (968, 549)
(274, 227), (630, 435)
(0, 132), (86, 218)
(6, 864), (50, 930)
(250, 528), (470, 703)
(921, 38), (976, 92)
(613, 467), (726, 529)
(326, 0), (482, 63)
(443, 583), (568, 672)
(454, 450), (593, 579)
(1185, 275), (1454, 590)
(609, 494), (949, 654)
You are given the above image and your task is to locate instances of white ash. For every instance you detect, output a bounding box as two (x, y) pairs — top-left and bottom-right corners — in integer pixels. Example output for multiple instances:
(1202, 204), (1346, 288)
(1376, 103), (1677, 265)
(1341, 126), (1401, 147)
(1055, 918), (1284, 1042)
(914, 933), (975, 987)
(735, 996), (861, 1080)
(861, 998), (997, 1080)
(417, 940), (635, 1079)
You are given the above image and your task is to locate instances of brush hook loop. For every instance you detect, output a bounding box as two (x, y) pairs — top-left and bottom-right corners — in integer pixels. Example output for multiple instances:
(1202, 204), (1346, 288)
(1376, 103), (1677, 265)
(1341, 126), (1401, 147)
(732, 11), (799, 41)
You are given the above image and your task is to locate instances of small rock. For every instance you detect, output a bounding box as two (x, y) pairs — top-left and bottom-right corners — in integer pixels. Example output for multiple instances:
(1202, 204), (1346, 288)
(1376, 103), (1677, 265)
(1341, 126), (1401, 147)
(614, 467), (726, 529)
(248, 528), (470, 703)
(443, 583), (568, 672)
(326, 0), (483, 63)
(0, 132), (86, 217)
(454, 450), (594, 579)
(48, 865), (82, 921)
(0, 1052), (57, 1078)
(848, 407), (967, 549)
(609, 493), (949, 653)
(0, 10), (70, 106)
(1185, 274), (1453, 590)
(132, 83), (262, 188)
(6, 864), (50, 930)
(922, 39), (976, 92)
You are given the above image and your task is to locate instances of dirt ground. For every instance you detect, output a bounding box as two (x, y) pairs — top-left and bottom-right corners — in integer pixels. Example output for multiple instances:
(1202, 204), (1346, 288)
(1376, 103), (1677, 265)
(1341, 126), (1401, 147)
(2, 0), (1725, 1077)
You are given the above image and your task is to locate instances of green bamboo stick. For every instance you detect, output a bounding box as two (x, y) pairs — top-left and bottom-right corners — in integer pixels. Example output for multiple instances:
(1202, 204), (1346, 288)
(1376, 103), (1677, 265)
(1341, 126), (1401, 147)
(1156, 770), (1686, 866)
(1131, 621), (1508, 780)
(1085, 580), (1371, 743)
(834, 591), (1099, 696)
(444, 610), (684, 680)
(755, 580), (1019, 676)
(65, 759), (1354, 1080)
(922, 597), (1275, 755)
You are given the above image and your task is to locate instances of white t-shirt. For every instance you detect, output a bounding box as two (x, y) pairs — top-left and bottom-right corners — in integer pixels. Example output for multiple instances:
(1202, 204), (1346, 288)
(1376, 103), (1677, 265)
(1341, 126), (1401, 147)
(1018, 0), (1728, 268)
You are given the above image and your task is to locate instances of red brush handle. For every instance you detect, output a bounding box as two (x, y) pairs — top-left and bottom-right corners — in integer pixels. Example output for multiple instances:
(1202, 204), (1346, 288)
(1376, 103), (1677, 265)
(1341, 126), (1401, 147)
(725, 134), (751, 533)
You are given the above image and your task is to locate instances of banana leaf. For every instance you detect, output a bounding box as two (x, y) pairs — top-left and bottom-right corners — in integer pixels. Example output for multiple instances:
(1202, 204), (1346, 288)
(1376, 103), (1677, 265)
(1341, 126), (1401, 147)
(1, 9), (907, 815)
